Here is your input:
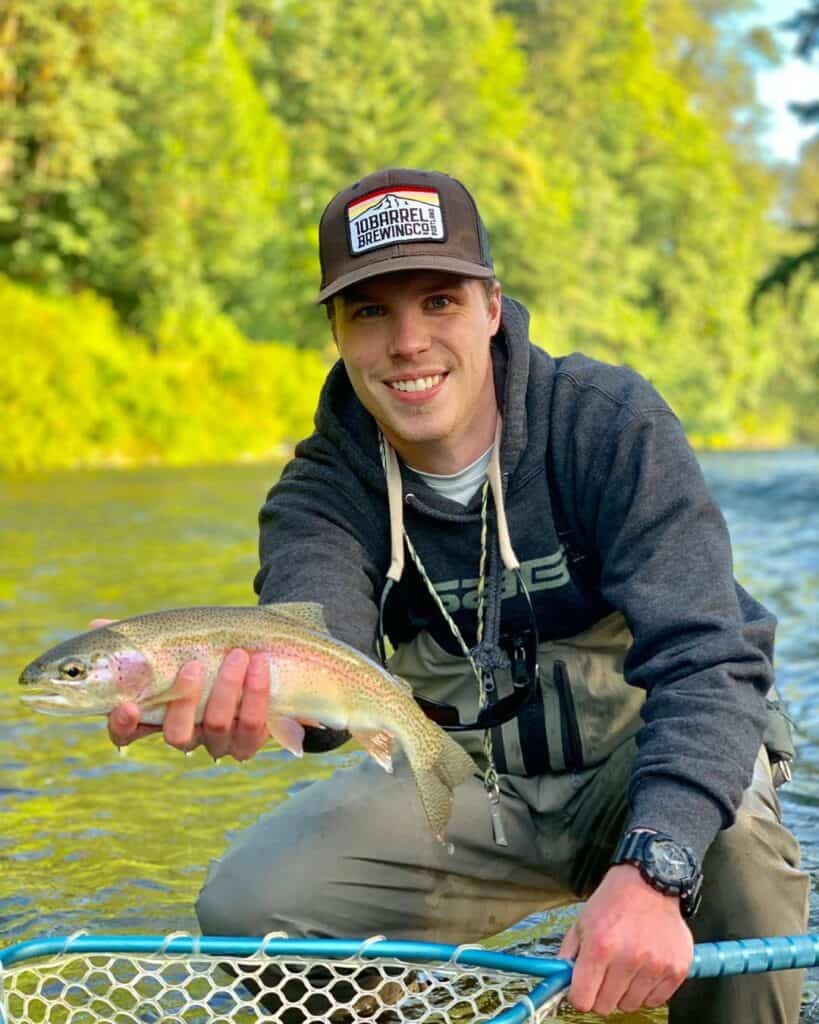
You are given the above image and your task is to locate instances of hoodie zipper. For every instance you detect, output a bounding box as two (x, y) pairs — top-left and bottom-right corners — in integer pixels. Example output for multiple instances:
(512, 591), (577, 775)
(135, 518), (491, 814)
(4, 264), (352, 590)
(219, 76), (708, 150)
(553, 659), (583, 771)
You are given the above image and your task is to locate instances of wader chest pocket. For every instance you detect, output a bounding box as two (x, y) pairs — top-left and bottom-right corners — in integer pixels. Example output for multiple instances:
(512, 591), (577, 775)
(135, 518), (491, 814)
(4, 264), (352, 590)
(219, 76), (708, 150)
(538, 612), (645, 773)
(553, 661), (584, 772)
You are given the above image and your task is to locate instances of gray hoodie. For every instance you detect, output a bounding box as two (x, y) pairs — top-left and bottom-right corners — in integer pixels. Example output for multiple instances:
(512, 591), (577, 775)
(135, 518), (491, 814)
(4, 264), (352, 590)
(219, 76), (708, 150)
(255, 296), (773, 862)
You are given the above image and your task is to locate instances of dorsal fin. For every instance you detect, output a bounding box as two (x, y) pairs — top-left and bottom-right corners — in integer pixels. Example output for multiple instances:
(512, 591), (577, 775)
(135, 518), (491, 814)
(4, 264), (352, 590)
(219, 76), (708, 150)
(391, 672), (415, 696)
(260, 602), (330, 633)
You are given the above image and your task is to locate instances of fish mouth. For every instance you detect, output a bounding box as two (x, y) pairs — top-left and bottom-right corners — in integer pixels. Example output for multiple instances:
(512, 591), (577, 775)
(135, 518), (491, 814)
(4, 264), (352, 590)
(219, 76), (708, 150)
(19, 693), (76, 715)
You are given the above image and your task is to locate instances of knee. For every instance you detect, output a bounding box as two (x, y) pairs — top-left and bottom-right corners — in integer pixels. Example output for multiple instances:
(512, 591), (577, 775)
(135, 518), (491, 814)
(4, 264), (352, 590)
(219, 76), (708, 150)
(195, 857), (264, 937)
(195, 845), (313, 938)
(195, 864), (232, 937)
(697, 808), (807, 938)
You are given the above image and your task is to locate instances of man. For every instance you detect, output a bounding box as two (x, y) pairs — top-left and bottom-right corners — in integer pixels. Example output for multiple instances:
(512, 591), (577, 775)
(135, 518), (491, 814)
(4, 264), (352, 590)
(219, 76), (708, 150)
(109, 168), (808, 1019)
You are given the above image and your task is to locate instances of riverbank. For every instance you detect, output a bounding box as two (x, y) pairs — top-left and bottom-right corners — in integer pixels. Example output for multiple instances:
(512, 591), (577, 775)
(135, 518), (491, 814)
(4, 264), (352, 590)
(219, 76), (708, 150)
(5, 276), (816, 472)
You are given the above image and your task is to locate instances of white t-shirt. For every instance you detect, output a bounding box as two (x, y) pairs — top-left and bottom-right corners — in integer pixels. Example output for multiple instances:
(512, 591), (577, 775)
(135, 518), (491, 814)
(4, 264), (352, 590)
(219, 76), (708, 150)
(406, 446), (493, 506)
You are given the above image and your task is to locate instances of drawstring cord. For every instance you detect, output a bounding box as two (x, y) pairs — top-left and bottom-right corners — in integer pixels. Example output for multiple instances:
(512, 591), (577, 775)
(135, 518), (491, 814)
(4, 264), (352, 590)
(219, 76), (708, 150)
(377, 417), (518, 846)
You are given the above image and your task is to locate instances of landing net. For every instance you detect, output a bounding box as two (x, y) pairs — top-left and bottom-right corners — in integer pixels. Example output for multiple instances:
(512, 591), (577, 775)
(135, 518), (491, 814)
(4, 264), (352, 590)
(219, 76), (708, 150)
(0, 934), (570, 1024)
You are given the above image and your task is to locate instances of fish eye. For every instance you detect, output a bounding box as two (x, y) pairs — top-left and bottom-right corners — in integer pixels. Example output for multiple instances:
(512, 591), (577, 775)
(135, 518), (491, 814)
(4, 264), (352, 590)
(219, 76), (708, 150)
(58, 658), (87, 680)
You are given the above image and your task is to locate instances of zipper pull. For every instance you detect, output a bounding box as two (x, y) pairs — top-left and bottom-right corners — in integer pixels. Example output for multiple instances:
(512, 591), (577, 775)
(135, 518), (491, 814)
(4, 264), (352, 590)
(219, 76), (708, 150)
(487, 787), (508, 847)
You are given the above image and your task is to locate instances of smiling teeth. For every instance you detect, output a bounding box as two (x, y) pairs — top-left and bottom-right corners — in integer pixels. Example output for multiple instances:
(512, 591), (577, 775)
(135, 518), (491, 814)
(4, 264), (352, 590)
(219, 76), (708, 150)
(389, 374), (442, 393)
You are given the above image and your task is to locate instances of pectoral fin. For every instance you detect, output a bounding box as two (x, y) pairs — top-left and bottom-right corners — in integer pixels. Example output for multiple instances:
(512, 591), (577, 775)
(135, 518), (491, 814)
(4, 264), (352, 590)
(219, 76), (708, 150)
(296, 717), (326, 730)
(351, 729), (394, 773)
(269, 715), (306, 757)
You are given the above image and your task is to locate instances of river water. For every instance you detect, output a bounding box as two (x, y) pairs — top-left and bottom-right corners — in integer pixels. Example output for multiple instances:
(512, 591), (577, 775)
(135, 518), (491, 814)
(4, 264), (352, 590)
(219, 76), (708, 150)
(1, 451), (817, 1022)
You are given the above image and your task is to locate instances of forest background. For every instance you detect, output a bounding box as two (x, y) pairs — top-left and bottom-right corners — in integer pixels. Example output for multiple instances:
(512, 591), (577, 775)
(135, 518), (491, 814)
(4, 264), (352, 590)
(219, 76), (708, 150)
(2, 0), (818, 471)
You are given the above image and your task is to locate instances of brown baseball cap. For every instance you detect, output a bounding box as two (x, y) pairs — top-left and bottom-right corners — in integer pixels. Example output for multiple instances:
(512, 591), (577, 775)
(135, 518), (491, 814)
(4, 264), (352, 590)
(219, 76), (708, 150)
(316, 168), (494, 303)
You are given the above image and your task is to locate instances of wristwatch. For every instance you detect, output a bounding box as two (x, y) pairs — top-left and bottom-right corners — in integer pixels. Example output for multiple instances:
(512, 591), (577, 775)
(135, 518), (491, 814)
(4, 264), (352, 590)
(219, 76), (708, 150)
(612, 829), (703, 919)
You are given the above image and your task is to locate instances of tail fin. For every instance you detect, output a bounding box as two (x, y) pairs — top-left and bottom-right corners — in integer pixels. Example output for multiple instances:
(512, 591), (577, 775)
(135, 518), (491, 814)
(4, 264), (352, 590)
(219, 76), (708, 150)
(412, 733), (475, 842)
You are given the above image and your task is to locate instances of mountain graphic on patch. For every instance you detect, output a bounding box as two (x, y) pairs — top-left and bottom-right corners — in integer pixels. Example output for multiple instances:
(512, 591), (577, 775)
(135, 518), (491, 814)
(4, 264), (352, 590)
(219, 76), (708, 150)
(347, 186), (446, 255)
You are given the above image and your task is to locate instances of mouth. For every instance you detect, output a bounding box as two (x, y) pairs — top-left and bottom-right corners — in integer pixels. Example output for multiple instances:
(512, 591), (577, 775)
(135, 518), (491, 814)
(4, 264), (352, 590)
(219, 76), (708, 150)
(19, 692), (75, 714)
(384, 372), (447, 399)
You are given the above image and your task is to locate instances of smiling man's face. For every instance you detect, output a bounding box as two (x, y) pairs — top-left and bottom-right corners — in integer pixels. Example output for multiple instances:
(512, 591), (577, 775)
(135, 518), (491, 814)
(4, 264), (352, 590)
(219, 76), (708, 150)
(332, 270), (502, 475)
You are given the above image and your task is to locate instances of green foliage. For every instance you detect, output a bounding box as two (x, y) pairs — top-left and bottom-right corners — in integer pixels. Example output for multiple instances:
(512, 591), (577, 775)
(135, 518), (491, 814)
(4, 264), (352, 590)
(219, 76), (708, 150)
(0, 0), (288, 329)
(1, 0), (818, 469)
(0, 277), (329, 471)
(753, 2), (819, 320)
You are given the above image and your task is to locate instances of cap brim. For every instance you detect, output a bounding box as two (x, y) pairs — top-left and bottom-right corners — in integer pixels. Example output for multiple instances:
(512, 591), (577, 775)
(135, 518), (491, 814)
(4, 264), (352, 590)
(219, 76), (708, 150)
(316, 255), (494, 304)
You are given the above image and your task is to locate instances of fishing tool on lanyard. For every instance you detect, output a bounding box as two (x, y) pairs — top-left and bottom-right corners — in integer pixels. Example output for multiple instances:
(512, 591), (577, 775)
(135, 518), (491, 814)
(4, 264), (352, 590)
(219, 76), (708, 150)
(376, 416), (540, 848)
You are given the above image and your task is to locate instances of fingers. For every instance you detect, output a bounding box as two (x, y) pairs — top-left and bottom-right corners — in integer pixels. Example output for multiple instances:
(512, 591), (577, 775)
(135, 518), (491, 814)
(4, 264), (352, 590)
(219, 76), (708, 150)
(558, 923), (580, 962)
(162, 660), (207, 751)
(199, 649), (250, 759)
(198, 650), (270, 761)
(89, 618), (115, 630)
(567, 936), (691, 1014)
(618, 964), (687, 1013)
(107, 702), (161, 747)
(567, 933), (610, 1014)
(230, 652), (271, 761)
(593, 948), (689, 1014)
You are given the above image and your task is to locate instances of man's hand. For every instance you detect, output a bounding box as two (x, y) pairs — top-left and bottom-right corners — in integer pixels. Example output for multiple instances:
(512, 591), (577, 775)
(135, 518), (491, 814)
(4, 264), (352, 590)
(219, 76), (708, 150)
(558, 864), (693, 1015)
(94, 621), (272, 761)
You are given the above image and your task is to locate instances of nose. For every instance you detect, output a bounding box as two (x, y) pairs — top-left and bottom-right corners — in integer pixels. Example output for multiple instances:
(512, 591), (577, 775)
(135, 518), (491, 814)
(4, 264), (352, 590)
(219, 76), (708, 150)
(388, 306), (430, 359)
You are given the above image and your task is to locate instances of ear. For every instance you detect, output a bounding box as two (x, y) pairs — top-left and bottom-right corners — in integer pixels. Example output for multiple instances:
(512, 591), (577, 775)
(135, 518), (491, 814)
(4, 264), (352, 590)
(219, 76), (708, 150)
(326, 298), (340, 348)
(487, 282), (502, 335)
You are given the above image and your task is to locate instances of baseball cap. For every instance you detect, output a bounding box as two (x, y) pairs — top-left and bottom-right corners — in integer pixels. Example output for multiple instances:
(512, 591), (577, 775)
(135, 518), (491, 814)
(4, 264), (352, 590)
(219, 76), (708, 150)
(316, 168), (494, 304)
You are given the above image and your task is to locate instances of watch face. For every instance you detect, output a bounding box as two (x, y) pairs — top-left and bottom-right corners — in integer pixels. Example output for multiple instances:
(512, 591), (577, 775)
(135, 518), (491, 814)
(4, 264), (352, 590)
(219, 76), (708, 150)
(649, 839), (696, 883)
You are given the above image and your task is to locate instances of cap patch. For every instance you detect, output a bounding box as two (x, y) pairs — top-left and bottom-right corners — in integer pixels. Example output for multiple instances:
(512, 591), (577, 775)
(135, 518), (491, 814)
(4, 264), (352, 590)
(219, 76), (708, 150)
(347, 186), (445, 255)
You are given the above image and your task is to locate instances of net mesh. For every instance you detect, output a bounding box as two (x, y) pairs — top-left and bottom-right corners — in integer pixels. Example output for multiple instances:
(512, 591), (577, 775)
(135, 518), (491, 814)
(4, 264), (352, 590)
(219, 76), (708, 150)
(1, 950), (564, 1023)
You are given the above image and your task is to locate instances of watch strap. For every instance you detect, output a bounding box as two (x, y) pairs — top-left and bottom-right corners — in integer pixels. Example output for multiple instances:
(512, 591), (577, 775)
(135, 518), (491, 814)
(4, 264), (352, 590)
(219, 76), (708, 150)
(612, 829), (703, 918)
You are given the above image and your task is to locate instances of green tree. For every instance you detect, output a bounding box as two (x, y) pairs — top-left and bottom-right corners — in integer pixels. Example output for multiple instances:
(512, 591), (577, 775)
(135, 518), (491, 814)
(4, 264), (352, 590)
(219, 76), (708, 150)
(0, 0), (288, 330)
(754, 1), (819, 304)
(233, 0), (570, 345)
(495, 0), (795, 441)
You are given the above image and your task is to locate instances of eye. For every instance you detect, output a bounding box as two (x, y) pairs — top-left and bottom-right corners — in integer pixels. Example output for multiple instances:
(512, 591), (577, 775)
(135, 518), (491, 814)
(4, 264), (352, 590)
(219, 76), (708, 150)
(351, 303), (384, 320)
(58, 658), (87, 680)
(426, 294), (452, 310)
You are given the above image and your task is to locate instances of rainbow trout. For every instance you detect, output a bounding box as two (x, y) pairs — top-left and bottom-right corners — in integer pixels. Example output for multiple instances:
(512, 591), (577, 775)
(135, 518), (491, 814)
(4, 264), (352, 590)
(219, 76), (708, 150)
(19, 603), (476, 841)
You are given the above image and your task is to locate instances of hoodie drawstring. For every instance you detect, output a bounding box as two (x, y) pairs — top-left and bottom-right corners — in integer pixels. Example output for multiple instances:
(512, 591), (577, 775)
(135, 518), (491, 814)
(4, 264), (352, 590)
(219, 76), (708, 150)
(378, 416), (519, 847)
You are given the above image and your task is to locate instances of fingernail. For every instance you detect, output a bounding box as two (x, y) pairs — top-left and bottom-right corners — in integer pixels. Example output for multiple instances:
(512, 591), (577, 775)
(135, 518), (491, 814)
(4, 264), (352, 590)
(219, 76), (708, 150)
(225, 648), (248, 669)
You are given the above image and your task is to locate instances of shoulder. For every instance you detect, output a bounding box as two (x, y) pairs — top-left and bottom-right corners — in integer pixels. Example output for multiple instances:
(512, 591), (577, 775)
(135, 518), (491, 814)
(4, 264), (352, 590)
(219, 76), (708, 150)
(551, 353), (676, 430)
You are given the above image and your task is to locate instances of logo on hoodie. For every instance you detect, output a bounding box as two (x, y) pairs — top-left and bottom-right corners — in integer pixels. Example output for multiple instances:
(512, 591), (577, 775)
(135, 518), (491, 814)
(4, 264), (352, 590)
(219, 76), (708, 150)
(433, 550), (570, 614)
(347, 187), (446, 255)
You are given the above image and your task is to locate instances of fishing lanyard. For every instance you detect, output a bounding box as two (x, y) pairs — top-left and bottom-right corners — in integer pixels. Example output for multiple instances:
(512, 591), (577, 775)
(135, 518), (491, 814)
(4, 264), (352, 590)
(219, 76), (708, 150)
(377, 416), (522, 847)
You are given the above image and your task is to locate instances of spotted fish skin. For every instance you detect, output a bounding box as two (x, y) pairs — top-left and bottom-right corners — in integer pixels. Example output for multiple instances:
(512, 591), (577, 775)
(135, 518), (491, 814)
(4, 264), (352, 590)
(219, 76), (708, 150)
(19, 603), (476, 841)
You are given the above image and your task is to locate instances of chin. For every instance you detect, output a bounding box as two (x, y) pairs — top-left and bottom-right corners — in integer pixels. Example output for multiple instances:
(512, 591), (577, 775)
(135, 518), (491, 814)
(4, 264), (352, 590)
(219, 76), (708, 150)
(384, 419), (449, 448)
